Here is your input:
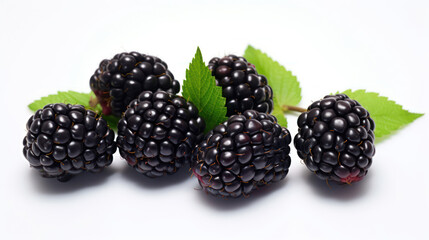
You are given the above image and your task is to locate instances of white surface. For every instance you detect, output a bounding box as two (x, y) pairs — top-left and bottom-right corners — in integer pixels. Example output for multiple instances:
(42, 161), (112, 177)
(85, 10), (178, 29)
(0, 0), (428, 239)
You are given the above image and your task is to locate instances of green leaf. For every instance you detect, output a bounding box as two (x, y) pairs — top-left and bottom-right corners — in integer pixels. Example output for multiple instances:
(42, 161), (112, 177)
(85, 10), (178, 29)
(28, 91), (120, 131)
(28, 91), (97, 111)
(182, 47), (228, 132)
(272, 97), (288, 127)
(341, 89), (423, 139)
(101, 115), (120, 131)
(244, 45), (302, 108)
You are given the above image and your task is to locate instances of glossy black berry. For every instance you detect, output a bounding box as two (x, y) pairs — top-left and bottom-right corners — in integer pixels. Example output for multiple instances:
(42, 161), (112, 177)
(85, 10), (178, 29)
(117, 91), (205, 177)
(294, 94), (375, 184)
(208, 55), (273, 116)
(90, 52), (180, 117)
(23, 104), (117, 182)
(192, 110), (291, 198)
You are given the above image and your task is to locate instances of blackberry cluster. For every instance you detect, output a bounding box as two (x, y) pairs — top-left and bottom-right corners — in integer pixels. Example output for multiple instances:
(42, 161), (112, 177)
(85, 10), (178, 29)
(192, 110), (291, 198)
(294, 94), (375, 184)
(208, 55), (273, 116)
(23, 104), (117, 182)
(117, 91), (205, 177)
(90, 52), (180, 117)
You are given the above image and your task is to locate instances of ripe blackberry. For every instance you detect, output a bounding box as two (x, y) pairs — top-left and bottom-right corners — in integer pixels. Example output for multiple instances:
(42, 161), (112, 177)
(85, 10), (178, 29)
(23, 104), (117, 182)
(191, 110), (291, 198)
(208, 55), (273, 116)
(90, 52), (180, 117)
(294, 94), (375, 184)
(116, 91), (205, 177)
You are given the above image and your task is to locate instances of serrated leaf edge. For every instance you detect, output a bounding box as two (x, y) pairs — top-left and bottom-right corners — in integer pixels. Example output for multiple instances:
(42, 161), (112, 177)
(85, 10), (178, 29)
(244, 45), (302, 107)
(342, 89), (424, 138)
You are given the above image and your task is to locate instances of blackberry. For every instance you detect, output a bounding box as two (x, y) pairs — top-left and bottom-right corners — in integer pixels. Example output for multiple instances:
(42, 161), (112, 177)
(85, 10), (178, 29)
(116, 91), (205, 177)
(191, 110), (291, 198)
(90, 52), (180, 117)
(208, 55), (273, 116)
(23, 104), (117, 182)
(294, 94), (375, 184)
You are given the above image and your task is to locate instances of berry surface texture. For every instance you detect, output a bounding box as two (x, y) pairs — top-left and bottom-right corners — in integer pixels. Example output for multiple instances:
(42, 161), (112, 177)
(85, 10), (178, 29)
(294, 94), (375, 184)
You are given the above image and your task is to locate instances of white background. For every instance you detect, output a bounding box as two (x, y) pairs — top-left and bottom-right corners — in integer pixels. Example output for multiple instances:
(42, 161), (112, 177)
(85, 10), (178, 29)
(1, 0), (428, 239)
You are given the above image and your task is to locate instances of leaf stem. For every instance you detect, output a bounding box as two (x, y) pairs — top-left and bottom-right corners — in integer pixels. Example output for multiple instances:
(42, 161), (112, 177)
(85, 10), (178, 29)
(89, 95), (99, 108)
(282, 105), (307, 113)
